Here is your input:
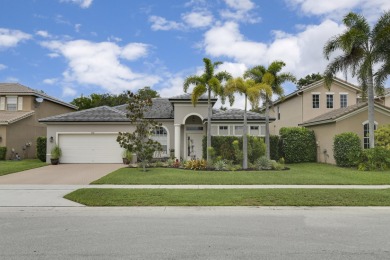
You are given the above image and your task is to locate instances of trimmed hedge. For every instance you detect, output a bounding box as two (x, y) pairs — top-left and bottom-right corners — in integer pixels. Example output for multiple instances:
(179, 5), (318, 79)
(0, 147), (6, 160)
(333, 132), (362, 167)
(279, 127), (316, 163)
(358, 147), (390, 171)
(202, 136), (266, 164)
(36, 136), (47, 162)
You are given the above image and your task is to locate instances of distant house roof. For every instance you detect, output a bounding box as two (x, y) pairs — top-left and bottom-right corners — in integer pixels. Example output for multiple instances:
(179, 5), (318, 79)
(0, 111), (35, 125)
(168, 93), (217, 103)
(0, 83), (77, 109)
(300, 102), (390, 127)
(206, 108), (273, 122)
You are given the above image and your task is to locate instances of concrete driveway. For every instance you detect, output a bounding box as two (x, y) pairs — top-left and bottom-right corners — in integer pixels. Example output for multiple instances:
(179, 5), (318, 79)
(0, 164), (124, 185)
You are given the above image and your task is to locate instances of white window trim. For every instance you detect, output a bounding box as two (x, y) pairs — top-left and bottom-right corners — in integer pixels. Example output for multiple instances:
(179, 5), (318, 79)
(311, 92), (321, 94)
(325, 92), (335, 94)
(217, 125), (229, 136)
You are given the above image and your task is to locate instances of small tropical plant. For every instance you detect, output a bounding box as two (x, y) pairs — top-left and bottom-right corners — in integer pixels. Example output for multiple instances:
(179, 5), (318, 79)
(213, 159), (229, 171)
(50, 145), (62, 159)
(256, 156), (272, 170)
(184, 159), (207, 170)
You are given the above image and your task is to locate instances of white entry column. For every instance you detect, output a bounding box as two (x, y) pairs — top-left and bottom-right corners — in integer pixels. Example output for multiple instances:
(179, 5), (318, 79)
(174, 124), (181, 160)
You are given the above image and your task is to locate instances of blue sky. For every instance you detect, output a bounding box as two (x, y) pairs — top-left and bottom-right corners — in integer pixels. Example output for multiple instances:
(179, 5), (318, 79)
(1, 0), (389, 108)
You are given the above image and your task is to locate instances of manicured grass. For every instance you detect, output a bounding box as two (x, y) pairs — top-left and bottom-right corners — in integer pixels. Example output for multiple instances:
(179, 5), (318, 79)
(91, 163), (390, 185)
(0, 159), (47, 176)
(65, 188), (390, 206)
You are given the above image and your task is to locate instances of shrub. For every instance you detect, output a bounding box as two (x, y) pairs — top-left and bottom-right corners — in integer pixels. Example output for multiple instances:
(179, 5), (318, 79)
(279, 127), (316, 163)
(50, 145), (62, 159)
(375, 125), (390, 149)
(0, 146), (6, 160)
(203, 136), (266, 164)
(256, 156), (272, 170)
(184, 159), (207, 170)
(36, 136), (47, 162)
(333, 132), (362, 167)
(213, 159), (228, 171)
(358, 147), (390, 171)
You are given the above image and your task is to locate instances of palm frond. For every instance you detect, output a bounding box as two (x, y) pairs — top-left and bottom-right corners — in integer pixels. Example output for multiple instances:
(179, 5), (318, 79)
(208, 77), (222, 96)
(215, 71), (232, 83)
(183, 75), (203, 93)
(191, 84), (207, 106)
(243, 65), (266, 82)
(267, 61), (285, 75)
(203, 58), (214, 81)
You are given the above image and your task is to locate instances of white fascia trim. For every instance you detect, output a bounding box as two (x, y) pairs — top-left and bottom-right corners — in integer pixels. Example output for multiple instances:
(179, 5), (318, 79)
(325, 92), (334, 95)
(311, 92), (321, 95)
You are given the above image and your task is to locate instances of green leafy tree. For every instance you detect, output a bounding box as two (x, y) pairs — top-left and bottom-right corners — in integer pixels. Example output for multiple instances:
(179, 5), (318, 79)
(116, 91), (162, 172)
(296, 73), (323, 89)
(225, 77), (271, 169)
(323, 11), (390, 148)
(183, 58), (232, 163)
(71, 87), (159, 110)
(244, 61), (295, 159)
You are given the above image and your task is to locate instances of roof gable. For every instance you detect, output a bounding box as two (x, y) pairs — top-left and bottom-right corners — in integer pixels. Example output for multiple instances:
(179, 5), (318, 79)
(0, 83), (77, 110)
(0, 111), (35, 125)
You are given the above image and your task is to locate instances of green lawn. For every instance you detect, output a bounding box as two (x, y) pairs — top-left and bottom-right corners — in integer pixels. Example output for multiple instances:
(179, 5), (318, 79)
(0, 159), (47, 176)
(65, 188), (390, 206)
(91, 163), (390, 185)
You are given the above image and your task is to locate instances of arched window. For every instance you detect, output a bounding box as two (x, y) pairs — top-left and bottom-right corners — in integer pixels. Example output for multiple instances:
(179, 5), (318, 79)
(151, 126), (168, 156)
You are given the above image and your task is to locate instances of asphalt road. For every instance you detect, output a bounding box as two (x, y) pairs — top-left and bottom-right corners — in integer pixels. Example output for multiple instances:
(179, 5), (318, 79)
(1, 207), (390, 259)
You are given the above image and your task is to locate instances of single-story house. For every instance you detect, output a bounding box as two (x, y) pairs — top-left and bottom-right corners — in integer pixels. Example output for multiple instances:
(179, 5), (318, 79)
(300, 102), (390, 164)
(39, 94), (273, 163)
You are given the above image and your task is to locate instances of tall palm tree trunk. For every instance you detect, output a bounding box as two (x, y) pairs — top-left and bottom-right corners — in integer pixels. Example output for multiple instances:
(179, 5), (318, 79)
(207, 88), (212, 162)
(265, 98), (270, 159)
(243, 95), (248, 169)
(367, 68), (375, 148)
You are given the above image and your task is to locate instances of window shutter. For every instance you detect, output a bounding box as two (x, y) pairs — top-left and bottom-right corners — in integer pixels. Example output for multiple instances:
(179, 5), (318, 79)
(18, 97), (23, 110)
(0, 97), (5, 110)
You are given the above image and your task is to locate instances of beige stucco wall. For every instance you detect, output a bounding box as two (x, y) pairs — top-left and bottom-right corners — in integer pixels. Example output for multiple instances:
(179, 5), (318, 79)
(270, 81), (360, 135)
(0, 126), (6, 149)
(307, 108), (390, 164)
(173, 103), (208, 124)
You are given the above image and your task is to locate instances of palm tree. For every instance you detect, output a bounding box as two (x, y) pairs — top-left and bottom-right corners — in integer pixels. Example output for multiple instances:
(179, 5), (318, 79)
(225, 77), (272, 169)
(323, 11), (390, 148)
(244, 61), (295, 159)
(183, 58), (232, 162)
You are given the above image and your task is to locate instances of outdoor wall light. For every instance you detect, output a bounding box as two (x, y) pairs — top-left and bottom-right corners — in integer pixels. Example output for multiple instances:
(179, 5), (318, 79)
(50, 136), (54, 143)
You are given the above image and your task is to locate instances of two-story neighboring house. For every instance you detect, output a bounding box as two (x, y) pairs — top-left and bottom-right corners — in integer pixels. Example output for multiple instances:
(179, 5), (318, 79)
(268, 78), (390, 164)
(0, 83), (77, 159)
(269, 77), (361, 135)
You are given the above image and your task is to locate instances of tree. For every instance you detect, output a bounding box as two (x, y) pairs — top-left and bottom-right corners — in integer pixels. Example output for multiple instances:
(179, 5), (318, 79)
(296, 73), (323, 89)
(244, 61), (295, 159)
(323, 11), (390, 148)
(183, 58), (232, 163)
(225, 77), (271, 169)
(71, 87), (160, 110)
(116, 91), (162, 172)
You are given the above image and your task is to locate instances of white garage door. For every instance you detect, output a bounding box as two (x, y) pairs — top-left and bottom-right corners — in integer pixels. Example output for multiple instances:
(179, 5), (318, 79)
(59, 134), (123, 163)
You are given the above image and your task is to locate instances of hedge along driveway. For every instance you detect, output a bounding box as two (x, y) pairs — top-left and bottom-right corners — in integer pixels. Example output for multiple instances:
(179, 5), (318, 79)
(91, 163), (390, 185)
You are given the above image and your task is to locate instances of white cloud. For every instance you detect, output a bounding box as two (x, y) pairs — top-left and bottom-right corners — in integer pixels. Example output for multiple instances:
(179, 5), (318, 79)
(0, 64), (7, 70)
(121, 43), (149, 61)
(182, 11), (213, 28)
(40, 39), (160, 93)
(36, 30), (51, 38)
(158, 75), (186, 98)
(203, 22), (267, 66)
(5, 76), (19, 82)
(43, 78), (58, 84)
(62, 86), (77, 97)
(75, 24), (81, 32)
(149, 16), (184, 31)
(203, 20), (346, 81)
(48, 53), (60, 58)
(286, 0), (390, 21)
(220, 0), (260, 23)
(0, 28), (31, 49)
(60, 0), (93, 9)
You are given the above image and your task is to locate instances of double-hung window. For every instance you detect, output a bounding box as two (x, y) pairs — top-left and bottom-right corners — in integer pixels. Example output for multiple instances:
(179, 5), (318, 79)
(326, 94), (333, 108)
(6, 96), (17, 111)
(312, 94), (319, 108)
(340, 94), (347, 108)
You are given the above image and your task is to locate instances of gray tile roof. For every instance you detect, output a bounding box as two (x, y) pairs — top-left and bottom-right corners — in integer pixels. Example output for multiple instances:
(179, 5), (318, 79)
(0, 83), (77, 109)
(169, 93), (215, 101)
(39, 106), (129, 122)
(114, 98), (174, 119)
(0, 111), (35, 125)
(207, 108), (271, 121)
(300, 102), (373, 126)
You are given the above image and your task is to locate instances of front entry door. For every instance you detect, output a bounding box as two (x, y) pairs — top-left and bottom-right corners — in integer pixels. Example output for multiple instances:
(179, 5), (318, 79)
(186, 133), (203, 160)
